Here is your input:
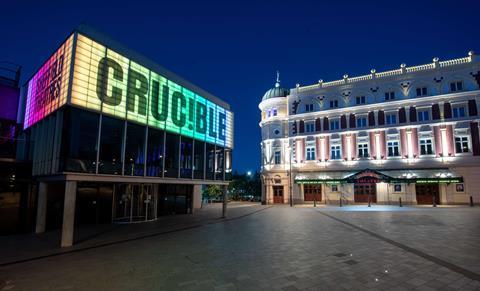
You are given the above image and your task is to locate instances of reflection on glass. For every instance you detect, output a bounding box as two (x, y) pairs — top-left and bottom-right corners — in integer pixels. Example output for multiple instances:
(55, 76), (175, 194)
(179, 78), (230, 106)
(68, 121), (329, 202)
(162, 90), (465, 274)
(98, 116), (123, 175)
(225, 148), (232, 180)
(180, 137), (193, 178)
(215, 146), (224, 180)
(146, 127), (164, 177)
(124, 123), (145, 176)
(206, 143), (215, 180)
(164, 132), (179, 178)
(60, 107), (99, 173)
(193, 140), (204, 179)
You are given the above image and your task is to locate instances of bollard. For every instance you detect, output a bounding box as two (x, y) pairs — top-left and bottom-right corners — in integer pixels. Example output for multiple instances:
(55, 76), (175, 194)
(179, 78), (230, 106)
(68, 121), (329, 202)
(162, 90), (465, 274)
(470, 196), (474, 207)
(339, 197), (343, 207)
(433, 196), (437, 207)
(368, 196), (371, 207)
(399, 197), (402, 207)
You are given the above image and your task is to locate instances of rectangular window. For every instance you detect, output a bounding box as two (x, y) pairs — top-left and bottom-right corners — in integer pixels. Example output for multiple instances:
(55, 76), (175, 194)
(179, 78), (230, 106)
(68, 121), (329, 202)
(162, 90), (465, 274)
(330, 145), (341, 160)
(272, 108), (278, 116)
(331, 184), (338, 192)
(306, 146), (316, 161)
(356, 117), (367, 128)
(330, 100), (338, 108)
(357, 143), (369, 158)
(267, 110), (271, 117)
(417, 110), (430, 122)
(356, 96), (366, 105)
(419, 139), (434, 155)
(455, 136), (469, 153)
(274, 150), (281, 164)
(330, 120), (340, 130)
(305, 104), (314, 112)
(385, 91), (395, 101)
(305, 122), (315, 133)
(394, 184), (402, 192)
(450, 81), (464, 92)
(452, 106), (466, 118)
(385, 113), (397, 125)
(416, 87), (428, 97)
(387, 141), (400, 157)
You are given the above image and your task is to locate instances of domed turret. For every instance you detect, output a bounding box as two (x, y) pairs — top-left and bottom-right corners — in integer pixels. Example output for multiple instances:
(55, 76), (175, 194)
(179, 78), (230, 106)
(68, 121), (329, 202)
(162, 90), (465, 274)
(262, 71), (290, 101)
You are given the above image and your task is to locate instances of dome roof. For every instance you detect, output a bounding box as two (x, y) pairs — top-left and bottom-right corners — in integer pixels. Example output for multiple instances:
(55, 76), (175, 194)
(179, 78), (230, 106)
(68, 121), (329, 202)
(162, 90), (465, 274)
(262, 72), (290, 101)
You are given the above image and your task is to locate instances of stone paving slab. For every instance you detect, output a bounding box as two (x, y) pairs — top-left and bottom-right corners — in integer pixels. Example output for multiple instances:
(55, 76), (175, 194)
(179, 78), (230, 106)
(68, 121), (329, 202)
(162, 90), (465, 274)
(0, 202), (265, 266)
(0, 205), (479, 290)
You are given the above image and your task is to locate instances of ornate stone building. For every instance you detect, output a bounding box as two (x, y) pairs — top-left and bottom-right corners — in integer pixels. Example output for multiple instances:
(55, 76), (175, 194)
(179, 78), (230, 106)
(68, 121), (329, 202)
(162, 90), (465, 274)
(260, 52), (480, 205)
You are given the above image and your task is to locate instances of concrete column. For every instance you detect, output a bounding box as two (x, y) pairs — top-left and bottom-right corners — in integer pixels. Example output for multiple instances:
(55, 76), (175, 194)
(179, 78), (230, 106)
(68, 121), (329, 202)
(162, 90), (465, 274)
(35, 182), (48, 234)
(222, 185), (228, 218)
(61, 181), (77, 248)
(192, 184), (203, 213)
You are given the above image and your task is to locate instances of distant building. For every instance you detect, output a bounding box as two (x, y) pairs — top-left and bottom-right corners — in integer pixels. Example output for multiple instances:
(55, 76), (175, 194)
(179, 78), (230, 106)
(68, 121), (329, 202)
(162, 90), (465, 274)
(12, 25), (233, 246)
(259, 53), (480, 205)
(0, 62), (34, 234)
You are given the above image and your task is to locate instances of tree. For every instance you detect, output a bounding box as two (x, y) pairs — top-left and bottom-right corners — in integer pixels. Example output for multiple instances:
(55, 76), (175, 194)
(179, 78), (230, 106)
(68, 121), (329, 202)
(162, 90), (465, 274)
(228, 171), (261, 201)
(203, 184), (222, 201)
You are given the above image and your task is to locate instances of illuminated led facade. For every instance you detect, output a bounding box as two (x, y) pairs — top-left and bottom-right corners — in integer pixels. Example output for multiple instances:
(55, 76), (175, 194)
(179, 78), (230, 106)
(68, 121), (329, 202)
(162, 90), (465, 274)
(23, 26), (233, 247)
(260, 53), (480, 205)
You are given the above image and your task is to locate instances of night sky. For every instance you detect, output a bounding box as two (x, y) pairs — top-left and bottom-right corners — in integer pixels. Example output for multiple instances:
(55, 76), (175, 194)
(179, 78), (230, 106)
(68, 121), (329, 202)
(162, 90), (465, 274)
(1, 0), (479, 173)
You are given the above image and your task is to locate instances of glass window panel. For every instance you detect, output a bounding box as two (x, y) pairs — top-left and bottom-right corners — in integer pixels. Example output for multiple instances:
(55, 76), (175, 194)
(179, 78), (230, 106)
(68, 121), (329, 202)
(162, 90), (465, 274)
(98, 116), (124, 175)
(194, 140), (205, 179)
(206, 142), (215, 180)
(215, 146), (224, 180)
(124, 122), (146, 176)
(164, 132), (179, 178)
(180, 137), (193, 178)
(60, 107), (99, 173)
(146, 127), (165, 177)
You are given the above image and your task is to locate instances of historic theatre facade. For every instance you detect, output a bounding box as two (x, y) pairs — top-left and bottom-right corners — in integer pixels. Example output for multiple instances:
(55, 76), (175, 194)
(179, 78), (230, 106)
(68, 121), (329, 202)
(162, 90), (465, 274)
(259, 52), (480, 205)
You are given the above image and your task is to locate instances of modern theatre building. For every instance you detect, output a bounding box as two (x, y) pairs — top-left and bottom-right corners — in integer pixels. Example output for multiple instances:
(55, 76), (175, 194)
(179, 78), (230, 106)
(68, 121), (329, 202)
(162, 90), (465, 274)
(23, 26), (233, 246)
(260, 53), (480, 205)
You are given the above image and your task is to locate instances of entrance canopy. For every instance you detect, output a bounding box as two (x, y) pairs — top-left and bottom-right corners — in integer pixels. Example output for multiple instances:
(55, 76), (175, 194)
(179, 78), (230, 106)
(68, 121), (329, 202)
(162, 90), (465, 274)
(295, 168), (463, 184)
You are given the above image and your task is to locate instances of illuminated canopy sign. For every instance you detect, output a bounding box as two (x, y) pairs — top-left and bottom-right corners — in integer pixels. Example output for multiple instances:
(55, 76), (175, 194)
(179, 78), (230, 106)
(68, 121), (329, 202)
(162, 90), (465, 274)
(24, 32), (233, 149)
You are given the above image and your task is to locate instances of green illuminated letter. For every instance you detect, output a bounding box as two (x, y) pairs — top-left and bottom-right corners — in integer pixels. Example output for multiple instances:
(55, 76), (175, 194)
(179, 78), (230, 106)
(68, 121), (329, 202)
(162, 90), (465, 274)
(151, 81), (169, 121)
(172, 91), (186, 127)
(208, 107), (217, 139)
(196, 101), (207, 134)
(218, 112), (226, 142)
(127, 69), (148, 115)
(96, 57), (123, 106)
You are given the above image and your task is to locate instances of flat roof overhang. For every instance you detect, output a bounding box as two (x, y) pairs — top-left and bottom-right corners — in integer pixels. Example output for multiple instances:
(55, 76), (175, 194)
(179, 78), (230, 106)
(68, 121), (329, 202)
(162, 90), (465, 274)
(35, 172), (229, 186)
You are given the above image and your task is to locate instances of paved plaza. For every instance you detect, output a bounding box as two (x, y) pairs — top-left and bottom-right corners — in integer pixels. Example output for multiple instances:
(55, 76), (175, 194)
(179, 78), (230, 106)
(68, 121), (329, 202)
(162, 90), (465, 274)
(1, 203), (480, 290)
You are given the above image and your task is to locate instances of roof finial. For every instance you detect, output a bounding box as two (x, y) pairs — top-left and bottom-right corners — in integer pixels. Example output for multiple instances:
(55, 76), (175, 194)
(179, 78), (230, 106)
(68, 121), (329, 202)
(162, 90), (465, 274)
(275, 70), (280, 88)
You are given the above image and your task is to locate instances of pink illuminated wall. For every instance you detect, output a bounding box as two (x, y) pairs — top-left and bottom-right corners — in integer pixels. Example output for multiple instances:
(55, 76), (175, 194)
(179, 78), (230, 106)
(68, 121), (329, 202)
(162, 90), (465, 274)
(23, 35), (73, 129)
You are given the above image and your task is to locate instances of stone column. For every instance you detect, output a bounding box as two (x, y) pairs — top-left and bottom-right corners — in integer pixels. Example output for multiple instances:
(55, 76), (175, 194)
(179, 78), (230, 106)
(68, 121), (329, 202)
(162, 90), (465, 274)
(222, 185), (228, 218)
(61, 181), (77, 248)
(35, 182), (48, 234)
(192, 184), (203, 213)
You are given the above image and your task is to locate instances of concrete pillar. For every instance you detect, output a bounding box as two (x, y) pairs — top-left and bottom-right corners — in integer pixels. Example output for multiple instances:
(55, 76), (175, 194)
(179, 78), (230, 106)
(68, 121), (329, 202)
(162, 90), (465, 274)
(61, 181), (77, 248)
(222, 185), (228, 218)
(192, 184), (203, 213)
(35, 182), (48, 234)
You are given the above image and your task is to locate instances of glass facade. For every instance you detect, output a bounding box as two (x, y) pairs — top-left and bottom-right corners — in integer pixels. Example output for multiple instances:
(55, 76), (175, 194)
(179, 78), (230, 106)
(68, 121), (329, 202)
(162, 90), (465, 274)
(58, 107), (230, 180)
(24, 31), (233, 181)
